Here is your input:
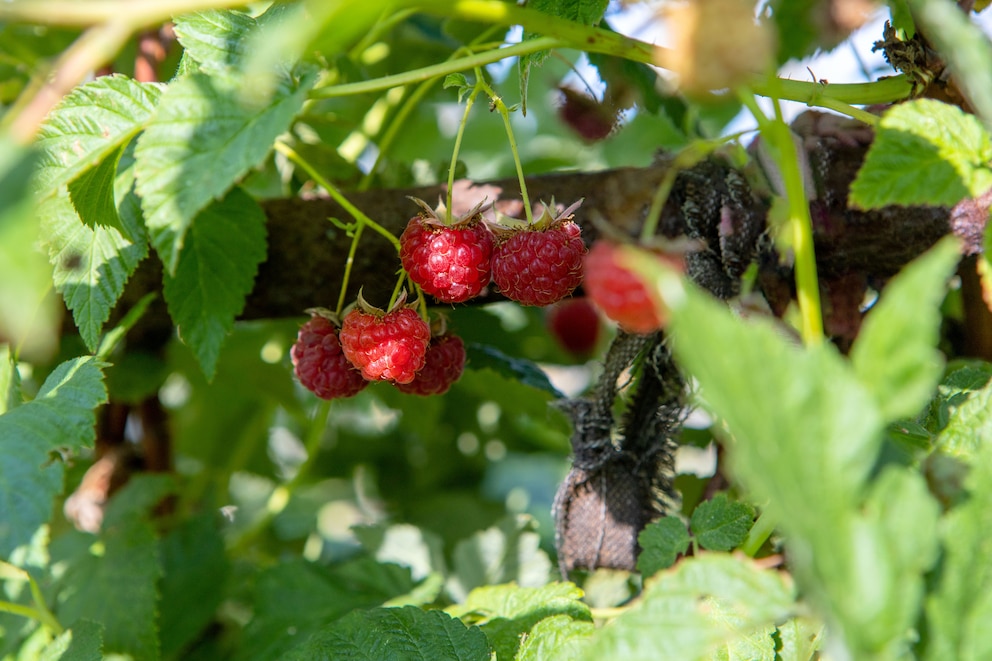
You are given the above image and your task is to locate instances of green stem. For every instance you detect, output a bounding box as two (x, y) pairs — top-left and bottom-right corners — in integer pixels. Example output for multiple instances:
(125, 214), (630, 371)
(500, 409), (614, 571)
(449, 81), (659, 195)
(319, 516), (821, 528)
(478, 75), (532, 223)
(739, 90), (824, 345)
(447, 86), (481, 221)
(740, 511), (776, 557)
(274, 142), (400, 252)
(0, 0), (250, 27)
(641, 168), (678, 244)
(337, 222), (366, 318)
(228, 400), (333, 554)
(311, 36), (566, 99)
(0, 562), (63, 634)
(275, 142), (401, 314)
(387, 272), (407, 310)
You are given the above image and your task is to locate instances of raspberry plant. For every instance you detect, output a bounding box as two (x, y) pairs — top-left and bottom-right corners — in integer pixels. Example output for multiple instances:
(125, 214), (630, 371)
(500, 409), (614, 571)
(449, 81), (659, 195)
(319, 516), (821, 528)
(2, 1), (992, 660)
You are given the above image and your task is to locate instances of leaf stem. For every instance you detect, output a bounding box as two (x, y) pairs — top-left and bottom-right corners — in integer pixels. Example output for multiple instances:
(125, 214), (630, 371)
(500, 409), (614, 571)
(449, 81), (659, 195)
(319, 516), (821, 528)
(447, 85), (481, 221)
(739, 89), (824, 345)
(739, 510), (776, 557)
(0, 561), (63, 634)
(311, 36), (566, 99)
(477, 74), (532, 223)
(338, 222), (366, 318)
(275, 141), (401, 314)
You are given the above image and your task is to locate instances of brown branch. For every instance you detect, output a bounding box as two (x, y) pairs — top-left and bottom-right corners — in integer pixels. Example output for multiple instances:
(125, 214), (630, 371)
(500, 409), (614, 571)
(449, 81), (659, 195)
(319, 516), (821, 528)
(112, 121), (988, 349)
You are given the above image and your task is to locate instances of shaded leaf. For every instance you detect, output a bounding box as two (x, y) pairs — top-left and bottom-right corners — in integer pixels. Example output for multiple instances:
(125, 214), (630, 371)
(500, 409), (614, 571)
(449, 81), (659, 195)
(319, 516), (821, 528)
(135, 68), (313, 272)
(39, 619), (104, 661)
(924, 440), (992, 660)
(162, 188), (267, 379)
(636, 517), (691, 575)
(58, 476), (172, 661)
(41, 188), (148, 351)
(850, 100), (992, 209)
(850, 236), (959, 421)
(465, 342), (562, 397)
(0, 357), (106, 559)
(159, 513), (229, 659)
(924, 362), (992, 434)
(67, 144), (128, 234)
(291, 606), (491, 661)
(690, 494), (755, 552)
(935, 373), (992, 460)
(238, 558), (410, 661)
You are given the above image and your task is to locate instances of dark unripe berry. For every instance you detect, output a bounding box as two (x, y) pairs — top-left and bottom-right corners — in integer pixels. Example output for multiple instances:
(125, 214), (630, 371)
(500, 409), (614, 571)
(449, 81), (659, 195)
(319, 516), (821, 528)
(292, 315), (368, 399)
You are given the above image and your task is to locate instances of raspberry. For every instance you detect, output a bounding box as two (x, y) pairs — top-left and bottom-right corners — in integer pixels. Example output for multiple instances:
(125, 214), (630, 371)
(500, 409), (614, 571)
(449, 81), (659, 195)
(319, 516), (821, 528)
(292, 313), (368, 399)
(395, 333), (466, 396)
(339, 299), (431, 384)
(583, 241), (679, 334)
(400, 200), (494, 303)
(547, 298), (601, 357)
(491, 201), (586, 307)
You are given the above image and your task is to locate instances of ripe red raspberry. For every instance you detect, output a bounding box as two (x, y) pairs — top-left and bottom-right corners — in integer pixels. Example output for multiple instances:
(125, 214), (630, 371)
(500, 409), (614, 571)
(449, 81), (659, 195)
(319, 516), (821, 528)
(400, 200), (494, 303)
(395, 333), (466, 396)
(292, 313), (368, 399)
(584, 241), (681, 334)
(339, 299), (431, 384)
(547, 298), (601, 357)
(491, 201), (586, 307)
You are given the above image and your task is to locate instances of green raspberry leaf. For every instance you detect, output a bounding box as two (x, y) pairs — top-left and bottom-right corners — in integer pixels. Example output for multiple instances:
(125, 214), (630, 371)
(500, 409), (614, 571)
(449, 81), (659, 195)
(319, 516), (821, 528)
(57, 476), (173, 661)
(935, 370), (992, 461)
(636, 517), (691, 575)
(41, 182), (148, 352)
(447, 582), (590, 661)
(850, 99), (992, 209)
(34, 75), (162, 197)
(464, 342), (563, 397)
(66, 144), (128, 235)
(162, 188), (267, 380)
(850, 236), (960, 421)
(241, 558), (412, 660)
(924, 439), (992, 660)
(173, 9), (257, 77)
(925, 362), (992, 434)
(0, 356), (106, 559)
(690, 493), (756, 552)
(582, 554), (795, 659)
(39, 619), (104, 661)
(516, 615), (595, 661)
(134, 68), (313, 273)
(291, 606), (491, 661)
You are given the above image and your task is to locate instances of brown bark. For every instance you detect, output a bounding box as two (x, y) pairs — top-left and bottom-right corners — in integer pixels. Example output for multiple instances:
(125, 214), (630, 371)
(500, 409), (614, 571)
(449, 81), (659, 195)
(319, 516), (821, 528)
(114, 128), (989, 349)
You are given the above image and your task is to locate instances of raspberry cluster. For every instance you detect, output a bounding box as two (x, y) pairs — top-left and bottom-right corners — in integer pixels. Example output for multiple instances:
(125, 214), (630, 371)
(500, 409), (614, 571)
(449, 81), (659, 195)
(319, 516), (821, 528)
(292, 302), (465, 400)
(292, 196), (679, 401)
